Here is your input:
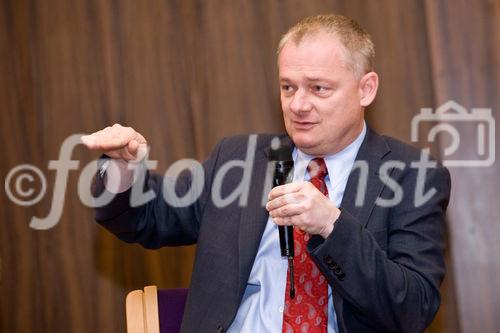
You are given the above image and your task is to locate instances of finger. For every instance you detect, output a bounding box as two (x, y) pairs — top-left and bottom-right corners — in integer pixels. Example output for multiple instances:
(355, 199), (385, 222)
(84, 126), (135, 151)
(272, 216), (293, 226)
(269, 203), (304, 218)
(119, 145), (138, 161)
(266, 192), (301, 211)
(127, 142), (149, 163)
(99, 129), (136, 150)
(81, 131), (104, 149)
(128, 139), (139, 155)
(102, 150), (122, 159)
(133, 132), (147, 145)
(80, 135), (94, 148)
(120, 140), (148, 162)
(135, 143), (149, 162)
(268, 182), (305, 200)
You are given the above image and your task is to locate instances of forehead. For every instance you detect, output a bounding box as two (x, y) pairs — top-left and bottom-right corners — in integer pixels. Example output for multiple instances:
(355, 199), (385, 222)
(278, 33), (350, 79)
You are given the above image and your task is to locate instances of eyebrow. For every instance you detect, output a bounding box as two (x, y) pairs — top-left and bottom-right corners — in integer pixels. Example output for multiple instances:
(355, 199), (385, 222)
(279, 76), (333, 84)
(306, 76), (328, 82)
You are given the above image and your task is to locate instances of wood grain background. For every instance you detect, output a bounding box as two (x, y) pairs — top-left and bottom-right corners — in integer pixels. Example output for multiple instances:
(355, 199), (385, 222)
(1, 0), (498, 332)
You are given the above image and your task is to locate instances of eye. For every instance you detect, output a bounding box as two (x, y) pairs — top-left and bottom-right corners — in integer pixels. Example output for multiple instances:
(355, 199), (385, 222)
(312, 85), (331, 96)
(280, 84), (295, 95)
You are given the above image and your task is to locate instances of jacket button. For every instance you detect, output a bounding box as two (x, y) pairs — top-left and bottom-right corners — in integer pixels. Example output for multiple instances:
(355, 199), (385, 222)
(217, 324), (224, 333)
(323, 255), (334, 265)
(327, 260), (338, 270)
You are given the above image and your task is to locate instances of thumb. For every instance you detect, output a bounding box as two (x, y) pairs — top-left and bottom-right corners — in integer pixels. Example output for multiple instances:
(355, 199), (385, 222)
(127, 140), (149, 163)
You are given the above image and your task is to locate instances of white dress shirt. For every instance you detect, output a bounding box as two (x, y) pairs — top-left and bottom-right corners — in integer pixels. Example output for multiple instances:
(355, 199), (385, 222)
(227, 123), (367, 332)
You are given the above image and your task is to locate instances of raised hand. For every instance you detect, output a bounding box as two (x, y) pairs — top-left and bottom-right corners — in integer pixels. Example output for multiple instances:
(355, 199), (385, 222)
(81, 123), (148, 162)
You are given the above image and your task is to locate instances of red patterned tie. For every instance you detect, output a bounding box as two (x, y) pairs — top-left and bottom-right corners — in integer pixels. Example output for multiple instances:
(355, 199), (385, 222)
(282, 158), (329, 333)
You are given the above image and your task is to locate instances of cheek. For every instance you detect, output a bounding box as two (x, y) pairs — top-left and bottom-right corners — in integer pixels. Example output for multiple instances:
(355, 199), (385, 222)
(280, 93), (288, 105)
(323, 92), (354, 116)
(281, 100), (292, 118)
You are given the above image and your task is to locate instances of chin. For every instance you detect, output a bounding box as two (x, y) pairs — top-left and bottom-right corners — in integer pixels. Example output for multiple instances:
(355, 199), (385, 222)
(290, 133), (318, 152)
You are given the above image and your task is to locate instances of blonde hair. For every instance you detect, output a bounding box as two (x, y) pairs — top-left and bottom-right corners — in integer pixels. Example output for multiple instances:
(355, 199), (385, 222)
(277, 14), (375, 78)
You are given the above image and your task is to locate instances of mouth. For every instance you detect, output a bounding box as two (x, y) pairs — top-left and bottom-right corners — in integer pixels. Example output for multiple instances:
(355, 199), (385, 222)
(291, 120), (318, 130)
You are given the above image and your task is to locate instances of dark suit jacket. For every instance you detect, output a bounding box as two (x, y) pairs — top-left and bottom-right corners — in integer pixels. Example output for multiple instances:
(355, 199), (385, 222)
(94, 128), (451, 333)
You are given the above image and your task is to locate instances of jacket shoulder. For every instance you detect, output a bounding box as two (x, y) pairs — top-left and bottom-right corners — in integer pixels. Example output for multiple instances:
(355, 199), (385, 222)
(213, 133), (285, 159)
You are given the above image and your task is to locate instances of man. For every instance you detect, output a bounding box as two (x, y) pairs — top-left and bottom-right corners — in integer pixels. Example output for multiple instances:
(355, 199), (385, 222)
(82, 14), (450, 332)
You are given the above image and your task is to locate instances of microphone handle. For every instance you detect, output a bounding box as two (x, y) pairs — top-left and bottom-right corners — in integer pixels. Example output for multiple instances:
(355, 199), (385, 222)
(278, 225), (294, 257)
(279, 225), (296, 298)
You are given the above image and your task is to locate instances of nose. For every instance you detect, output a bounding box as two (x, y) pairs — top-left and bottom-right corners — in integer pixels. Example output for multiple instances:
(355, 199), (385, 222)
(289, 89), (313, 114)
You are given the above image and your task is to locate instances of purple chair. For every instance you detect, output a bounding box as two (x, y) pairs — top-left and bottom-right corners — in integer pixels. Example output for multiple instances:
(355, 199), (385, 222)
(157, 288), (188, 333)
(125, 286), (188, 333)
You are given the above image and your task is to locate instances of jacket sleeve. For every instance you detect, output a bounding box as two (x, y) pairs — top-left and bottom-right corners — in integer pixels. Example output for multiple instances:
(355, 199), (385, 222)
(92, 138), (226, 249)
(308, 164), (451, 332)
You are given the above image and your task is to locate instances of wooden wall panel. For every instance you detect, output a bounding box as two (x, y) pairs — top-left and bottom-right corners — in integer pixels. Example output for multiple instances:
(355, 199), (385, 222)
(2, 0), (497, 332)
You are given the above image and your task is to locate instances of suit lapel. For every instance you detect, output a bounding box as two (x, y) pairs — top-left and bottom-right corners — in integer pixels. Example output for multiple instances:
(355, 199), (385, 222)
(340, 128), (391, 227)
(332, 128), (391, 332)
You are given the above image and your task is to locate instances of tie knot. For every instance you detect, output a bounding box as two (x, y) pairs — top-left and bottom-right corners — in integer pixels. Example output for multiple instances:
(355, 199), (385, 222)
(307, 158), (328, 180)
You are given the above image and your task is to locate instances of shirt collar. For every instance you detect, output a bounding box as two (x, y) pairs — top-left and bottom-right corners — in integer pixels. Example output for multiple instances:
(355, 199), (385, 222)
(292, 122), (367, 188)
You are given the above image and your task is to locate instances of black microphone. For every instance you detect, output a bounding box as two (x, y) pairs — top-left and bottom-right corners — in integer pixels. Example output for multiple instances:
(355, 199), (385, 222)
(269, 144), (296, 298)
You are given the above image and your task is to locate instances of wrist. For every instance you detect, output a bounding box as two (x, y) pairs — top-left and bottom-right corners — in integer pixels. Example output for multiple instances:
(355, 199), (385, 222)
(102, 158), (137, 193)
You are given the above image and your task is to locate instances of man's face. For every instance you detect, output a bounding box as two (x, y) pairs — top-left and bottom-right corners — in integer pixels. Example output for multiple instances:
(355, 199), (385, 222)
(278, 33), (367, 156)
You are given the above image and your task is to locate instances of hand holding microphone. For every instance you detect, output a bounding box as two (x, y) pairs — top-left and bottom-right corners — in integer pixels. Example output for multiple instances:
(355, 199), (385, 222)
(267, 145), (340, 299)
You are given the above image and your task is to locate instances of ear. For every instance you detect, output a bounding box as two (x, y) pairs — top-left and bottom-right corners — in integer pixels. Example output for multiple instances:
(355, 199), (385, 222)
(359, 72), (379, 107)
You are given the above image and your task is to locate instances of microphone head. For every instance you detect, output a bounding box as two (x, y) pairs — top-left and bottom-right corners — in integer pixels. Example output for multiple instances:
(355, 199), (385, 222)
(269, 143), (293, 162)
(269, 141), (294, 186)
